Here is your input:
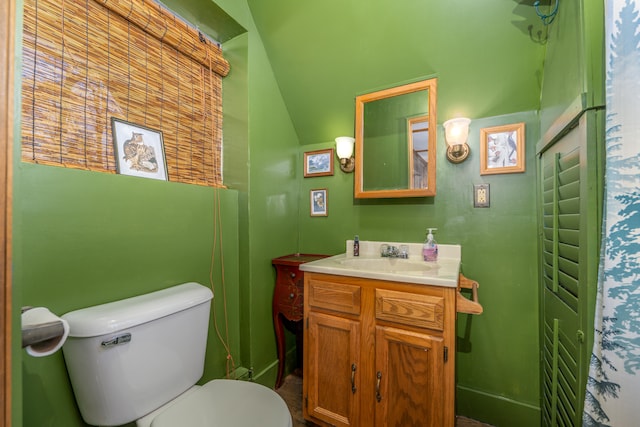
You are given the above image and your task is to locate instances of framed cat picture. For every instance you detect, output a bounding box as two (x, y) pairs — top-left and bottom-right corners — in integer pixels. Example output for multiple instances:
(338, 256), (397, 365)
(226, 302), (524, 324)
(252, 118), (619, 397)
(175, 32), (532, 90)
(111, 118), (168, 181)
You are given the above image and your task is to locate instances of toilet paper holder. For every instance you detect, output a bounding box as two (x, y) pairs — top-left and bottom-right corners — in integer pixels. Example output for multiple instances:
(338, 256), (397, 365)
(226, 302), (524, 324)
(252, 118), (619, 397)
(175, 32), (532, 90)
(21, 306), (66, 349)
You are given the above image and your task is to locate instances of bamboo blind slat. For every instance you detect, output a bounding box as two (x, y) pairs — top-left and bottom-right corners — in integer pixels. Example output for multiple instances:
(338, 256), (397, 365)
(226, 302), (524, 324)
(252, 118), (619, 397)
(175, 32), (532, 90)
(99, 0), (229, 77)
(22, 0), (226, 186)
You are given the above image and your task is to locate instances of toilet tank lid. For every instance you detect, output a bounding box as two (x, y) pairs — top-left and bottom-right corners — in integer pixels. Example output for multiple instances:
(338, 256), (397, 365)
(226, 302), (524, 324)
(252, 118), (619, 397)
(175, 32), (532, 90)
(62, 282), (213, 338)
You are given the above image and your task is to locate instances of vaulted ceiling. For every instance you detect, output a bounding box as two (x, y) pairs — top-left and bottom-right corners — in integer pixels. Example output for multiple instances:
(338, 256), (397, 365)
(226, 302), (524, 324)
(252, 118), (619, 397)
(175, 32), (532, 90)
(247, 0), (549, 145)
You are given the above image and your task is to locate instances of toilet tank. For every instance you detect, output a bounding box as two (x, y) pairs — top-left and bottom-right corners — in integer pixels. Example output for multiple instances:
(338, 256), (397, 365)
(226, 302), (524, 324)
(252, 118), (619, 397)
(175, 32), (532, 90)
(61, 282), (214, 426)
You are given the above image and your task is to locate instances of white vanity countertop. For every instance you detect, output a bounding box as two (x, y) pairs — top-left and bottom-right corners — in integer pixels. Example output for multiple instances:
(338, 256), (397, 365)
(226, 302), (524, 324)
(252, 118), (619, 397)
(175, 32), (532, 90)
(299, 240), (461, 287)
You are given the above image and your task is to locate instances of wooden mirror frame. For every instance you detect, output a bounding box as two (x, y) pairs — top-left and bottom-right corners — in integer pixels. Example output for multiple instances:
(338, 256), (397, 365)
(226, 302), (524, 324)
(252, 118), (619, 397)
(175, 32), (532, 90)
(354, 78), (437, 199)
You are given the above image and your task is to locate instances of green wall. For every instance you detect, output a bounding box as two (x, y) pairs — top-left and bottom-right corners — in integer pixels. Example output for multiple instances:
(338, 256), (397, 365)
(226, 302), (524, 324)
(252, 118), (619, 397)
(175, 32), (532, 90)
(246, 0), (547, 144)
(539, 0), (605, 140)
(209, 0), (303, 382)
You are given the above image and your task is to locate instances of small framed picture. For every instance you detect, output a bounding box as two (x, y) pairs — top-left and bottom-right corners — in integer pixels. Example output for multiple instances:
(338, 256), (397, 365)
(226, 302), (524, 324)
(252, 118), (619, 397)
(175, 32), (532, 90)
(480, 123), (525, 175)
(310, 188), (328, 217)
(111, 118), (168, 181)
(304, 148), (334, 177)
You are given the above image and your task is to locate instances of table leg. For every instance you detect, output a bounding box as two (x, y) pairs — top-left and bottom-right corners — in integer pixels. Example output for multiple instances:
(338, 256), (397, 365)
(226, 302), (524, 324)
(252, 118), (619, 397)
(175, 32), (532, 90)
(273, 311), (286, 388)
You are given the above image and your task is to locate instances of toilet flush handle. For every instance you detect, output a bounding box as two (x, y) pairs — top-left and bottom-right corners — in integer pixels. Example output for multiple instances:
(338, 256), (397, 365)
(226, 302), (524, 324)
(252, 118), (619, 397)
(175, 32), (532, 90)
(101, 333), (132, 348)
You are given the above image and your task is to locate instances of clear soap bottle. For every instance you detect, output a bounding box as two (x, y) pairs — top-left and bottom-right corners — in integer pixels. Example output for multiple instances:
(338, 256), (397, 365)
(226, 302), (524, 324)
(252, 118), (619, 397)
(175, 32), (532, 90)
(422, 228), (438, 262)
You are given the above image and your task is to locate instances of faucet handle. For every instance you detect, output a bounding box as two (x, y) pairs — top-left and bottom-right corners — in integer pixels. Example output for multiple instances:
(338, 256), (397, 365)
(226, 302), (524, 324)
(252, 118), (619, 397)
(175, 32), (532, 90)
(380, 244), (389, 257)
(399, 245), (409, 259)
(380, 244), (409, 258)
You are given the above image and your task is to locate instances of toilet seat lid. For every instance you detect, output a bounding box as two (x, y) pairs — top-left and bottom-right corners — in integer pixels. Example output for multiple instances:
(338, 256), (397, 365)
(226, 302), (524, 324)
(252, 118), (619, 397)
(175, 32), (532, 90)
(150, 379), (292, 427)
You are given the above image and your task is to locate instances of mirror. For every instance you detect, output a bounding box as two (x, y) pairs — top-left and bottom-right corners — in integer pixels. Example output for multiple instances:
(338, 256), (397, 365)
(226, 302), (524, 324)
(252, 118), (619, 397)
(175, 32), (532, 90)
(354, 78), (437, 198)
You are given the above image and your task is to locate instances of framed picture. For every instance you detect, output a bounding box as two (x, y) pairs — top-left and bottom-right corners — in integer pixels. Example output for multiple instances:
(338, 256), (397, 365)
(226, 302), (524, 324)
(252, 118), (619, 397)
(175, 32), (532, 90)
(310, 188), (328, 217)
(480, 122), (525, 175)
(304, 148), (334, 177)
(111, 118), (168, 181)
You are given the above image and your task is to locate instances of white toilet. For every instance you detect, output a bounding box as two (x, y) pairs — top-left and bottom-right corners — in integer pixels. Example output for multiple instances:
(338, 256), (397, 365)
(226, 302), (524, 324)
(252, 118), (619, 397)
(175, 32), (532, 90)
(61, 282), (292, 427)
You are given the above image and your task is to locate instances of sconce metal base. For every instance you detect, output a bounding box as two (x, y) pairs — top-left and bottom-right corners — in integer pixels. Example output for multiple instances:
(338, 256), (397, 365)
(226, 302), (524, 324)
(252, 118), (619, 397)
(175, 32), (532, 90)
(340, 157), (355, 173)
(446, 144), (470, 164)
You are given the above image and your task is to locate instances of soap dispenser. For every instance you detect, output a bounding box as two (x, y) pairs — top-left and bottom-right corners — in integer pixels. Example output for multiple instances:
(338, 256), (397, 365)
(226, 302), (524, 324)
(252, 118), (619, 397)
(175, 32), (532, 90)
(423, 228), (438, 262)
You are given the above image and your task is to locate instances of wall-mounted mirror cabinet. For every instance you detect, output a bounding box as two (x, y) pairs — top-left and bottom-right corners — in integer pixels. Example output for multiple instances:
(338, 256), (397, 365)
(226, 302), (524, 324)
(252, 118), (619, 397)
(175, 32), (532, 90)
(355, 78), (437, 198)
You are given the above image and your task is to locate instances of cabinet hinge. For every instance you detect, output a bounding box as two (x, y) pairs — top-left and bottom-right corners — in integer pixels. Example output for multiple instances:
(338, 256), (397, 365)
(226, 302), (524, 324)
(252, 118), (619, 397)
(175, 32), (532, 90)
(444, 346), (449, 362)
(304, 395), (308, 408)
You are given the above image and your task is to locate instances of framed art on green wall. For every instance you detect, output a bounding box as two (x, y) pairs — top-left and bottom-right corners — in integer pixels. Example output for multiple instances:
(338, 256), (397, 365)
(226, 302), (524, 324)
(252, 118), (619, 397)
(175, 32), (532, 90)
(112, 118), (168, 181)
(310, 188), (328, 216)
(480, 122), (525, 175)
(304, 149), (334, 177)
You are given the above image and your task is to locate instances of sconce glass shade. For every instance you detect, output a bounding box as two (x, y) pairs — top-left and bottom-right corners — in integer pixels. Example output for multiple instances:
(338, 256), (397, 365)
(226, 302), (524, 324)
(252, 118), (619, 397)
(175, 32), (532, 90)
(443, 118), (471, 163)
(335, 136), (355, 172)
(335, 136), (355, 159)
(443, 118), (471, 146)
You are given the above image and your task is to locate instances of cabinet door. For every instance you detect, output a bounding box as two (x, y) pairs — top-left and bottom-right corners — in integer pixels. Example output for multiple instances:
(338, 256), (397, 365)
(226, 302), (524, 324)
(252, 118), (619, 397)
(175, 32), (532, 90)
(305, 311), (360, 427)
(375, 325), (444, 427)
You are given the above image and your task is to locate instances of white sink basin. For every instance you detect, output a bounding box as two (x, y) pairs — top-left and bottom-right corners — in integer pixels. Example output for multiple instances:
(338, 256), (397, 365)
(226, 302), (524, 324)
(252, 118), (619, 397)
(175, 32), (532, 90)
(338, 257), (433, 273)
(300, 240), (461, 287)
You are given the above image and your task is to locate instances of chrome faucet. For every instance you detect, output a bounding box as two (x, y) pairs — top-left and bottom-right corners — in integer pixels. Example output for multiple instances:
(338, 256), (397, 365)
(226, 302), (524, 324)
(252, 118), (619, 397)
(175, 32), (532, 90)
(380, 244), (409, 259)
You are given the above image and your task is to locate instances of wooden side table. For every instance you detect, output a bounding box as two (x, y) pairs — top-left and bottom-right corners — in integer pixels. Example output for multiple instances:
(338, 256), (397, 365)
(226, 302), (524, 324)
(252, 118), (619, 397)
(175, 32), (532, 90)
(272, 253), (329, 388)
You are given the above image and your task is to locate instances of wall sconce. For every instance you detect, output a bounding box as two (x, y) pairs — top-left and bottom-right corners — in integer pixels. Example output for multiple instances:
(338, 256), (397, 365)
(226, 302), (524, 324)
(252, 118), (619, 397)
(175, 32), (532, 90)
(443, 118), (471, 164)
(335, 136), (355, 173)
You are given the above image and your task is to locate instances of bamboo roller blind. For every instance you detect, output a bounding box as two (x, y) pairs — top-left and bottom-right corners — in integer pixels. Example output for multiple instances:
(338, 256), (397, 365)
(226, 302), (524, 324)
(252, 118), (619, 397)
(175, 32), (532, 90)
(22, 0), (230, 186)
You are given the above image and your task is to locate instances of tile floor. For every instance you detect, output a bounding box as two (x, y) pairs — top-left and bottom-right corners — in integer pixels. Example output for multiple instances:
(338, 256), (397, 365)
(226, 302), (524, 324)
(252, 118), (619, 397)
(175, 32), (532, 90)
(275, 373), (493, 427)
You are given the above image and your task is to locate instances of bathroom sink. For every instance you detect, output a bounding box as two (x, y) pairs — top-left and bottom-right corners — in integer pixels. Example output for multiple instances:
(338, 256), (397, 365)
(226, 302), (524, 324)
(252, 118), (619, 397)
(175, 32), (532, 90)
(300, 240), (461, 287)
(338, 257), (433, 273)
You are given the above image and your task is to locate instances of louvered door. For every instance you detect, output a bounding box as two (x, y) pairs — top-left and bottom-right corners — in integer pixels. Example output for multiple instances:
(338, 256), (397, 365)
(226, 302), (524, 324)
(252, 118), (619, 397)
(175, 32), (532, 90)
(538, 110), (602, 426)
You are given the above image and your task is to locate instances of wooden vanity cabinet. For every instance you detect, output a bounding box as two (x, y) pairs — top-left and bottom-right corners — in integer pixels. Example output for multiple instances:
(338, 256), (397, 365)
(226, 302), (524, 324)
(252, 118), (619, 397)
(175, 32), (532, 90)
(303, 273), (456, 427)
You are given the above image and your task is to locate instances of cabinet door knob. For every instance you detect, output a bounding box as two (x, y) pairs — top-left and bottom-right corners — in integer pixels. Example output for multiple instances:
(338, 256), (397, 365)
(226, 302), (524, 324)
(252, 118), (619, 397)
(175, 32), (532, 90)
(290, 272), (296, 278)
(289, 293), (295, 299)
